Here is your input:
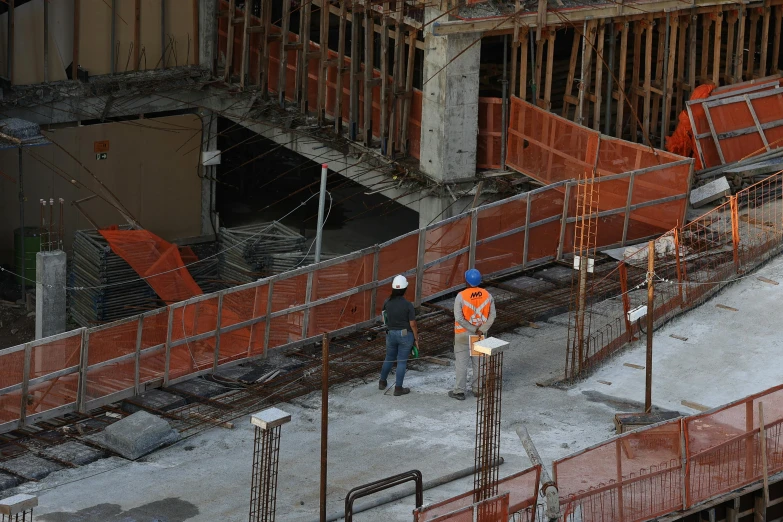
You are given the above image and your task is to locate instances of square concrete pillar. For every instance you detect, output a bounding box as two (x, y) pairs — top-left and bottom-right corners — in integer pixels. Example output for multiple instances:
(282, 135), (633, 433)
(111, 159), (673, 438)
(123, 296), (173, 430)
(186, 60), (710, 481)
(35, 250), (66, 340)
(420, 8), (482, 183)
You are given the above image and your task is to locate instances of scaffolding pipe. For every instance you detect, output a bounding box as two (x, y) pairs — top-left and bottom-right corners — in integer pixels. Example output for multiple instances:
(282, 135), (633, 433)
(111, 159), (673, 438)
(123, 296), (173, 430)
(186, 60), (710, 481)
(309, 458), (505, 522)
(661, 12), (671, 149)
(516, 425), (559, 522)
(314, 163), (328, 264)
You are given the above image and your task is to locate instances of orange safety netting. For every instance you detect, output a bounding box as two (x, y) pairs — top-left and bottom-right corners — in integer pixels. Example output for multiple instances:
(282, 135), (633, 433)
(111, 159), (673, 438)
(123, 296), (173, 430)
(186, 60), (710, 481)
(99, 227), (203, 304)
(666, 83), (715, 170)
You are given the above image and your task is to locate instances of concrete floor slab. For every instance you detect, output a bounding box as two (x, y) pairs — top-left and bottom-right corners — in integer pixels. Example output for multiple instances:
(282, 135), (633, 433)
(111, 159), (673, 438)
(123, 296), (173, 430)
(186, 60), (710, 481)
(121, 389), (187, 414)
(41, 442), (105, 467)
(8, 254), (783, 521)
(0, 455), (64, 481)
(167, 378), (230, 400)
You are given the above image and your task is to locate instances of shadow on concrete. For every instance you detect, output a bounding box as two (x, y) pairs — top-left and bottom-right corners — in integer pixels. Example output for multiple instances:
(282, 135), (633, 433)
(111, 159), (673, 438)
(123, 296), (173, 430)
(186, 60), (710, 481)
(37, 498), (199, 522)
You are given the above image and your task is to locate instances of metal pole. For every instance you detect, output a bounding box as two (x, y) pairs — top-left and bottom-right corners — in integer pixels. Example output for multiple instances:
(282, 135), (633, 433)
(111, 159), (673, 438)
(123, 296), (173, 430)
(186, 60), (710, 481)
(661, 12), (671, 149)
(18, 147), (25, 297)
(645, 240), (654, 413)
(319, 333), (329, 522)
(604, 22), (615, 135)
(314, 164), (328, 264)
(516, 426), (560, 522)
(501, 35), (509, 169)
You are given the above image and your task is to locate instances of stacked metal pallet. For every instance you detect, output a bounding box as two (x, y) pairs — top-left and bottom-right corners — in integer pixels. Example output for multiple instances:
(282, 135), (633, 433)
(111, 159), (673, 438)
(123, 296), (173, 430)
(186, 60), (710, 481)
(69, 229), (220, 326)
(218, 222), (314, 285)
(69, 228), (158, 326)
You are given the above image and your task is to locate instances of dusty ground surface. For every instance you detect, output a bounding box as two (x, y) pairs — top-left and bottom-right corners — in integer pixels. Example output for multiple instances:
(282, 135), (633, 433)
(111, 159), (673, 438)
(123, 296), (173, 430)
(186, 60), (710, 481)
(4, 253), (783, 521)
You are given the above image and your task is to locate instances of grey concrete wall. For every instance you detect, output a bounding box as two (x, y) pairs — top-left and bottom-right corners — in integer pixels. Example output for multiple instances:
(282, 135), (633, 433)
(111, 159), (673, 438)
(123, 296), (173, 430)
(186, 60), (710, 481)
(420, 8), (481, 183)
(35, 250), (66, 339)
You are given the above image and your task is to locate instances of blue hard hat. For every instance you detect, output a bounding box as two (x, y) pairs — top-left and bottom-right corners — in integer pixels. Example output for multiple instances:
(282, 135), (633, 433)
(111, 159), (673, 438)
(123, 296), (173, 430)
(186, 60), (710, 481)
(465, 269), (482, 287)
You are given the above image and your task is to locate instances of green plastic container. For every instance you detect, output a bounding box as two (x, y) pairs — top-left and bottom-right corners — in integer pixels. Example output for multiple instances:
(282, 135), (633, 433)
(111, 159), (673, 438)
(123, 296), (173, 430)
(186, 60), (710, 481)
(14, 227), (41, 285)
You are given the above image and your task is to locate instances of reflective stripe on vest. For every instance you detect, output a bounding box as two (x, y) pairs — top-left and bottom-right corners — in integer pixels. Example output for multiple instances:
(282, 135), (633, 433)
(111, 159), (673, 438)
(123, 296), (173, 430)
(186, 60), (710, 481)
(454, 287), (491, 334)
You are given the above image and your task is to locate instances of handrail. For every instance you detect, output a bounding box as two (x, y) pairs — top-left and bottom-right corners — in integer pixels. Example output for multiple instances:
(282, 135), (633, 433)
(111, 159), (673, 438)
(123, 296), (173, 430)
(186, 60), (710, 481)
(344, 470), (423, 522)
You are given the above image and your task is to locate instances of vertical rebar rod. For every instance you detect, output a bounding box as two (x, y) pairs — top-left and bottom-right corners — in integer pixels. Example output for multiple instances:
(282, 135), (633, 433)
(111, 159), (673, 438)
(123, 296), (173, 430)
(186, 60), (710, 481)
(320, 333), (329, 522)
(249, 424), (283, 521)
(501, 35), (508, 170)
(49, 198), (53, 251)
(605, 23), (615, 136)
(474, 352), (503, 505)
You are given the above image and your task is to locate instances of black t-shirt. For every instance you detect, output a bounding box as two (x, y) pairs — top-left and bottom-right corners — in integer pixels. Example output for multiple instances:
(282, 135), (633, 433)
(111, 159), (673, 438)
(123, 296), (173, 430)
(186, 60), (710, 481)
(383, 296), (416, 330)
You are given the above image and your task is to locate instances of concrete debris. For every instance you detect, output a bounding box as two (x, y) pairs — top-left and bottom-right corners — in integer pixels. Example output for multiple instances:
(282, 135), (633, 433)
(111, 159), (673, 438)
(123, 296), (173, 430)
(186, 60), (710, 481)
(122, 389), (187, 414)
(690, 176), (731, 207)
(95, 411), (179, 460)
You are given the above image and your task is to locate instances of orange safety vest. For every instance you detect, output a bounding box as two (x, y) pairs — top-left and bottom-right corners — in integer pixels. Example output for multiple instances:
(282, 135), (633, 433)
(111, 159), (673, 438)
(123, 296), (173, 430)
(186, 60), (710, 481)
(454, 287), (492, 334)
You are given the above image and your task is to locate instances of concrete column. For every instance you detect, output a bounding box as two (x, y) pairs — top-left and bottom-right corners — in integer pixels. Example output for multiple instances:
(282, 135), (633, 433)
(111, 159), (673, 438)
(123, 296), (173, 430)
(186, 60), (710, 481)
(201, 111), (219, 236)
(35, 250), (66, 340)
(420, 9), (481, 183)
(199, 0), (218, 73)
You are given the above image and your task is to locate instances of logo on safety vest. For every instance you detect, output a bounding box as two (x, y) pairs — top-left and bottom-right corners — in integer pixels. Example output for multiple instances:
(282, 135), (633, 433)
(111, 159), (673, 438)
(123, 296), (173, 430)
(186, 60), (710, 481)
(470, 291), (483, 299)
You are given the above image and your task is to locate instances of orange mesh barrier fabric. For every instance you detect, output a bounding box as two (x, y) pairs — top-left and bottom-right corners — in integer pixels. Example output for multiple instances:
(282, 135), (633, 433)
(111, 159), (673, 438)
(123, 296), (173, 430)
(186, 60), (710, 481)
(477, 98), (503, 169)
(414, 467), (539, 521)
(688, 79), (783, 168)
(99, 228), (203, 304)
(85, 318), (140, 403)
(416, 492), (511, 522)
(26, 332), (83, 417)
(554, 420), (684, 522)
(685, 384), (783, 506)
(0, 348), (25, 426)
(666, 83), (715, 169)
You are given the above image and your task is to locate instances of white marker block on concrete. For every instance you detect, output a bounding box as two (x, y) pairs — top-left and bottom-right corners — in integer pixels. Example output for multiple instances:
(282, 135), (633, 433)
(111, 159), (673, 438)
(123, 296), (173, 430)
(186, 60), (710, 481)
(473, 337), (509, 356)
(251, 407), (291, 430)
(690, 177), (730, 208)
(0, 493), (38, 515)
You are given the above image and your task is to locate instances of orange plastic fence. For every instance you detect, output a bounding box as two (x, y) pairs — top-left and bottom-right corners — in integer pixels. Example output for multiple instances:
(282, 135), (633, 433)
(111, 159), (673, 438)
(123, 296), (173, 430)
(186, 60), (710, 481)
(585, 170), (783, 376)
(688, 77), (783, 168)
(414, 466), (538, 521)
(555, 420), (684, 522)
(477, 98), (503, 169)
(555, 382), (783, 521)
(99, 228), (202, 304)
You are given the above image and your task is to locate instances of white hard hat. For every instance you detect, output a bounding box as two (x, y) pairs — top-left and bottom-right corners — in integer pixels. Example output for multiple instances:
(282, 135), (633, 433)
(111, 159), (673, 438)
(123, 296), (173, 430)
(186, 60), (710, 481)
(392, 275), (408, 289)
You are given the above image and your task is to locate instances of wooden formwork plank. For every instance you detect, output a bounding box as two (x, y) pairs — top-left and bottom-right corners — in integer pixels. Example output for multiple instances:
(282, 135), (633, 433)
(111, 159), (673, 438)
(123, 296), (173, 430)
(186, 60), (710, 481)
(643, 15), (653, 143)
(299, 0), (312, 112)
(593, 21), (605, 131)
(616, 21), (629, 138)
(534, 29), (545, 107)
(544, 30), (556, 110)
(318, 0), (331, 124)
(689, 12), (697, 98)
(349, 0), (361, 138)
(510, 0), (520, 97)
(630, 20), (643, 141)
(520, 27), (529, 102)
(700, 15), (712, 80)
(224, 0), (236, 82)
(773, 6), (782, 74)
(664, 16), (678, 139)
(760, 2), (771, 78)
(278, 0), (292, 105)
(735, 4), (746, 82)
(379, 2), (389, 144)
(651, 19), (666, 136)
(334, 0), (348, 132)
(712, 10), (723, 85)
(725, 10), (738, 83)
(747, 10), (760, 78)
(399, 30), (416, 154)
(363, 5), (374, 145)
(258, 0), (273, 93)
(576, 20), (598, 127)
(239, 1), (251, 89)
(675, 16), (688, 117)
(561, 28), (580, 117)
(387, 17), (403, 155)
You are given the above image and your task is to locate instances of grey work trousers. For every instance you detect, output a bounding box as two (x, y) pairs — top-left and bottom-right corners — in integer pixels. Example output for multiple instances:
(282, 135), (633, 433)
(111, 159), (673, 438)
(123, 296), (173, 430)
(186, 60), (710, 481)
(453, 333), (481, 394)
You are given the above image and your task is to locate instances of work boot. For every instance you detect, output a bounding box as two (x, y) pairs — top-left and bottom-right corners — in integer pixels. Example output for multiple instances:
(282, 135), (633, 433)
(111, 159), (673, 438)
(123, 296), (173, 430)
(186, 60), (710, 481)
(394, 386), (410, 396)
(379, 380), (387, 390)
(448, 390), (466, 401)
(472, 388), (482, 398)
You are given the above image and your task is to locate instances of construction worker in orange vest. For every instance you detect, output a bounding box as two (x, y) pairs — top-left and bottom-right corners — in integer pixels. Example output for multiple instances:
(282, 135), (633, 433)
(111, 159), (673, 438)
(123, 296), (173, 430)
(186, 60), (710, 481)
(449, 269), (496, 401)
